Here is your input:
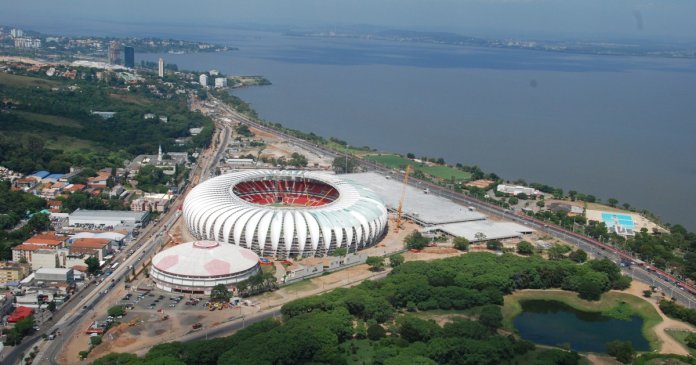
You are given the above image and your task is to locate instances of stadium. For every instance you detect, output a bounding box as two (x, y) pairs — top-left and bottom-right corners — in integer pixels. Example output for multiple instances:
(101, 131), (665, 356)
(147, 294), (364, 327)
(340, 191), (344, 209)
(150, 240), (260, 294)
(183, 170), (388, 258)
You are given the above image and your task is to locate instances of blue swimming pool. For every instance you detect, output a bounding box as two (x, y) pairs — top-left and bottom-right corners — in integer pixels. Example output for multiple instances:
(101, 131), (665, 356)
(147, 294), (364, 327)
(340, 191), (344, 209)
(601, 212), (635, 229)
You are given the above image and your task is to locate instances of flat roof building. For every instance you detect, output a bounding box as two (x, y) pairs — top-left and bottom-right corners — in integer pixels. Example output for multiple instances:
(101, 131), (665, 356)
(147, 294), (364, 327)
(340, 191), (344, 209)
(68, 209), (149, 229)
(35, 267), (74, 283)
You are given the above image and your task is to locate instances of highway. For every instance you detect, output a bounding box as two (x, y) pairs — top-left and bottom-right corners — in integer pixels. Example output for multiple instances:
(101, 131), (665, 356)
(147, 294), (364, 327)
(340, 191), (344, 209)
(211, 96), (696, 309)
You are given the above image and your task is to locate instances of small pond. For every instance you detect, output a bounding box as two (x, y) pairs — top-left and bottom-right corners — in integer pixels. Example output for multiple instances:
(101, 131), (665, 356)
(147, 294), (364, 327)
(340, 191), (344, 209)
(513, 299), (650, 353)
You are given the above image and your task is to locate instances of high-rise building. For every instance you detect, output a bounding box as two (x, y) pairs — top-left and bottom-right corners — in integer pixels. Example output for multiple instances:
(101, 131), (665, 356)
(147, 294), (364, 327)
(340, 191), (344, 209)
(108, 41), (121, 65)
(10, 29), (24, 38)
(158, 57), (164, 77)
(199, 74), (209, 87)
(214, 77), (227, 88)
(124, 46), (135, 68)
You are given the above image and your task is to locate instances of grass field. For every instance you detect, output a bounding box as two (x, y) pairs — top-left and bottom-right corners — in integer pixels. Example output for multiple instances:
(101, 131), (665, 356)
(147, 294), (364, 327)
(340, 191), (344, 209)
(666, 329), (696, 357)
(325, 141), (374, 157)
(0, 72), (58, 88)
(365, 154), (472, 181)
(502, 290), (663, 351)
(12, 110), (83, 128)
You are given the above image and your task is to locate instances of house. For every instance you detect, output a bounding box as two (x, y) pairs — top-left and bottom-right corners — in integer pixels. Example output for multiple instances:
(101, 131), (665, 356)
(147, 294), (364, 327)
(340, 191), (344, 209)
(63, 183), (86, 193)
(87, 171), (111, 188)
(14, 177), (38, 191)
(69, 238), (111, 261)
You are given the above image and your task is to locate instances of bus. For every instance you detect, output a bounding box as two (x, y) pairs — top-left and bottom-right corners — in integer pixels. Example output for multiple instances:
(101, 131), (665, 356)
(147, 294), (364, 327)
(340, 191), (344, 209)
(110, 262), (120, 271)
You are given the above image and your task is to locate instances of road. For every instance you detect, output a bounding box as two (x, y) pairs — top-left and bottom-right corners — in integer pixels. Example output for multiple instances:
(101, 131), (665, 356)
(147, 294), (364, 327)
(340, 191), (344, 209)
(210, 95), (696, 308)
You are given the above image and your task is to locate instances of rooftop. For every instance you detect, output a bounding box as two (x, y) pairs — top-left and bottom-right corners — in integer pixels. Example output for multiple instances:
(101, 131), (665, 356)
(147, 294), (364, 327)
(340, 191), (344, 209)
(345, 172), (486, 225)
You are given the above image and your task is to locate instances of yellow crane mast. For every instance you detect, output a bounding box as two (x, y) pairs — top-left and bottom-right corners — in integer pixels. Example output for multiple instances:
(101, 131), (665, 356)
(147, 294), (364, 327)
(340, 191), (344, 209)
(395, 164), (412, 232)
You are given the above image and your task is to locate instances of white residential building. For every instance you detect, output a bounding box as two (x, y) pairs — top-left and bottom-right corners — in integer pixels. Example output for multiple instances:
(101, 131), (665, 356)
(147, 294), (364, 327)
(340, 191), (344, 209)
(199, 74), (208, 87)
(158, 57), (164, 77)
(496, 184), (542, 197)
(214, 77), (227, 88)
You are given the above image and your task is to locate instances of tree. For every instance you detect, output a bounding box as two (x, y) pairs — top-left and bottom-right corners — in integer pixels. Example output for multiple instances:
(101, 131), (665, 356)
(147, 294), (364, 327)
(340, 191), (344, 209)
(568, 249), (588, 263)
(367, 324), (386, 341)
(685, 332), (696, 348)
(548, 245), (571, 260)
(389, 254), (404, 268)
(573, 271), (609, 301)
(536, 200), (545, 208)
(210, 284), (231, 302)
(332, 247), (347, 257)
(91, 335), (103, 346)
(508, 197), (519, 205)
(366, 256), (385, 272)
(108, 305), (125, 317)
(517, 193), (529, 200)
(406, 153), (415, 159)
(47, 301), (56, 312)
(85, 256), (100, 275)
(607, 198), (619, 208)
(479, 305), (503, 329)
(606, 340), (635, 364)
(453, 237), (469, 251)
(516, 241), (534, 255)
(486, 240), (503, 251)
(404, 231), (429, 250)
(332, 156), (357, 174)
(642, 290), (653, 298)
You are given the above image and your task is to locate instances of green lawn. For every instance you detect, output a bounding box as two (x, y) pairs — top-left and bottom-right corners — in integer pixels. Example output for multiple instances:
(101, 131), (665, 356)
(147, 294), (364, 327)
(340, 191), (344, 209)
(665, 329), (696, 357)
(503, 290), (663, 351)
(12, 110), (83, 128)
(0, 72), (58, 88)
(364, 154), (472, 181)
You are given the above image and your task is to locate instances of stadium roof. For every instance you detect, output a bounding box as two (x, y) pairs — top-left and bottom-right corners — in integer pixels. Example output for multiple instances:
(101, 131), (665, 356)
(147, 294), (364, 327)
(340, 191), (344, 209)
(344, 172), (486, 225)
(152, 241), (259, 278)
(424, 221), (533, 242)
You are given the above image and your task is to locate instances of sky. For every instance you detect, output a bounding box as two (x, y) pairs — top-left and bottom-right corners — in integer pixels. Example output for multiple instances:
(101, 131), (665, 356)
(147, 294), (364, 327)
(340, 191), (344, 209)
(1, 0), (696, 41)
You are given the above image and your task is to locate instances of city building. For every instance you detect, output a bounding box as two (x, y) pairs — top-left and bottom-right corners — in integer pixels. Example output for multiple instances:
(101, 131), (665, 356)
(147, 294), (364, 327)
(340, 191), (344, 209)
(68, 209), (149, 229)
(108, 41), (121, 65)
(214, 77), (227, 88)
(183, 170), (388, 258)
(10, 28), (23, 38)
(124, 46), (135, 68)
(158, 57), (164, 77)
(199, 74), (208, 87)
(150, 240), (260, 295)
(0, 262), (31, 284)
(496, 184), (542, 197)
(35, 267), (75, 283)
(69, 238), (112, 261)
(130, 192), (173, 213)
(14, 37), (41, 49)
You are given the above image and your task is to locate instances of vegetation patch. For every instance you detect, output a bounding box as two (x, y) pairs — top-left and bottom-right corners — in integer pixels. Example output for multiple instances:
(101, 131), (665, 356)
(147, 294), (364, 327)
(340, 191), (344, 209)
(11, 110), (83, 128)
(665, 329), (696, 357)
(365, 154), (472, 181)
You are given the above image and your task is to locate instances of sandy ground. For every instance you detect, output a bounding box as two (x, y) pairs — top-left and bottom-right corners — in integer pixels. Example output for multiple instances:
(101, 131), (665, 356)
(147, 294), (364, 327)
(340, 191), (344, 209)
(586, 353), (624, 365)
(622, 280), (695, 355)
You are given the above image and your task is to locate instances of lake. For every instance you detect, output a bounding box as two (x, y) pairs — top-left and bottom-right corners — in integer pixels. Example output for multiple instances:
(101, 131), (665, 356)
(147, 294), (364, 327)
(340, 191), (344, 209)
(138, 30), (696, 229)
(513, 299), (650, 352)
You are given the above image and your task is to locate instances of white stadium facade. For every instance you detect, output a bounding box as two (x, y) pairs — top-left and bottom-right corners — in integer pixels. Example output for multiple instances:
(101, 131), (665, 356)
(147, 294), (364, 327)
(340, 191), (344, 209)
(150, 240), (260, 294)
(183, 170), (388, 258)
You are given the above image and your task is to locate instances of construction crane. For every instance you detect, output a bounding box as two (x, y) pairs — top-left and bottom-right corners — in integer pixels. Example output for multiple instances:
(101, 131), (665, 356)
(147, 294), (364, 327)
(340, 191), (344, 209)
(395, 164), (412, 232)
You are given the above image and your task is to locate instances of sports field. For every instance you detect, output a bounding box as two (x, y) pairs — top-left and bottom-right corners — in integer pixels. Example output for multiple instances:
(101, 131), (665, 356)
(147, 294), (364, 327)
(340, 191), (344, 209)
(364, 154), (472, 181)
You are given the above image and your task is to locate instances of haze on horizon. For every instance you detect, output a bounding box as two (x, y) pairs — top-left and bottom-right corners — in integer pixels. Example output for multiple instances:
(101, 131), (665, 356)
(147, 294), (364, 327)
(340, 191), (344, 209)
(2, 0), (696, 42)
